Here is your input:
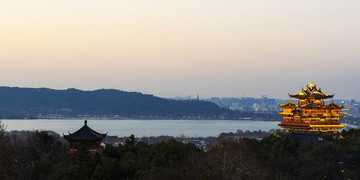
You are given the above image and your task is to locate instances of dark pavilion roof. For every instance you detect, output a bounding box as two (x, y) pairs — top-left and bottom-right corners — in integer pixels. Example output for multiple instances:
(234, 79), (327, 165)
(288, 81), (334, 100)
(63, 120), (107, 141)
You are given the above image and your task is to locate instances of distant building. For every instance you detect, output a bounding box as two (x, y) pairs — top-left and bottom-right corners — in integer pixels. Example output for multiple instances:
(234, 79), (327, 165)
(63, 120), (107, 154)
(278, 81), (346, 135)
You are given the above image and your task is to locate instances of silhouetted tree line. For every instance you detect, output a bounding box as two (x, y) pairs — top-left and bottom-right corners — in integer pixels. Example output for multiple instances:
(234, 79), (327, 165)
(1, 120), (359, 179)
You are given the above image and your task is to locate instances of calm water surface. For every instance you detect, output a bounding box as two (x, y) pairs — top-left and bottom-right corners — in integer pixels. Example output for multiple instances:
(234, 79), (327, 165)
(2, 119), (280, 137)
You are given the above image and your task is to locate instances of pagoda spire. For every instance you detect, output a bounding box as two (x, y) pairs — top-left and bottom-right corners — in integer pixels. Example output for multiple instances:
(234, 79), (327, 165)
(310, 80), (313, 88)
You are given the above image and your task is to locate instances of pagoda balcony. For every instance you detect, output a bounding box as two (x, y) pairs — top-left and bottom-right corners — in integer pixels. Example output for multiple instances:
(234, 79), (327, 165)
(309, 124), (346, 130)
(278, 113), (343, 118)
(278, 121), (310, 127)
(322, 114), (346, 118)
(309, 122), (342, 126)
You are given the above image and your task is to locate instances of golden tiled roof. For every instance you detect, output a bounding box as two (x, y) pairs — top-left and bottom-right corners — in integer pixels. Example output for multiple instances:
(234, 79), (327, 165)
(323, 102), (344, 109)
(279, 101), (297, 108)
(289, 81), (334, 99)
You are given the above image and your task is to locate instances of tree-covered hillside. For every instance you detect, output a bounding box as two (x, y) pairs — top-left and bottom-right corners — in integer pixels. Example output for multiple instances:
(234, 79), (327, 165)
(0, 87), (230, 118)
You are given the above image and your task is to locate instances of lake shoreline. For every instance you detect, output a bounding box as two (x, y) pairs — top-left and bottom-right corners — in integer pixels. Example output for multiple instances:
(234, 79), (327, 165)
(2, 119), (281, 137)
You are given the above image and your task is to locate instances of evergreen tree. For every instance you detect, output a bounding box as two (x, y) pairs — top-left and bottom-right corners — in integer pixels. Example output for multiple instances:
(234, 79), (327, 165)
(71, 139), (92, 180)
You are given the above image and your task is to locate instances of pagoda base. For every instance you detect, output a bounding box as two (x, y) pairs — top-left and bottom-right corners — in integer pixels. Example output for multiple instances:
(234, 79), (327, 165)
(277, 122), (346, 133)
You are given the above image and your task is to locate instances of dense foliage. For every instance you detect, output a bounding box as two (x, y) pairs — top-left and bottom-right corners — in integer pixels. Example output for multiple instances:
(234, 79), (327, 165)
(1, 120), (360, 179)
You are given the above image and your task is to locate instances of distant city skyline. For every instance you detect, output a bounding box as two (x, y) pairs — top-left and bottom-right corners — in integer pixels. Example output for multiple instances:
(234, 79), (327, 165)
(1, 1), (360, 101)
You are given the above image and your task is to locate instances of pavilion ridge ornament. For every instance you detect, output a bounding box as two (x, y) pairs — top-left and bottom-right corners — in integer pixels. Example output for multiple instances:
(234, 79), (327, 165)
(277, 81), (346, 134)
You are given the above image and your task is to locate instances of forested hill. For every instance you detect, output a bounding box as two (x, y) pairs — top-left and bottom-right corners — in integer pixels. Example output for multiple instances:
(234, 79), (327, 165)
(0, 86), (231, 119)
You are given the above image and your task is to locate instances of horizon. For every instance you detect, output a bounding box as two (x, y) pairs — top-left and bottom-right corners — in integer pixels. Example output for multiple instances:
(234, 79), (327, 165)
(2, 1), (360, 100)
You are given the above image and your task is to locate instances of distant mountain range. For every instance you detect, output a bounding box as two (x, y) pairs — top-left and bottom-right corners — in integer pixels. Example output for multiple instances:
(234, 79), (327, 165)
(0, 87), (233, 119)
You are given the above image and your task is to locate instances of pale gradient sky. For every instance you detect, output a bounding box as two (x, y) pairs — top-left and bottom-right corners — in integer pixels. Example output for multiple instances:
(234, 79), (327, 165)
(1, 1), (360, 100)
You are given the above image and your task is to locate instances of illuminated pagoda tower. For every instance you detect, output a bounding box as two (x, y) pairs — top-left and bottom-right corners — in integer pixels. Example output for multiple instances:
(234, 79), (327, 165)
(278, 81), (346, 134)
(64, 120), (107, 154)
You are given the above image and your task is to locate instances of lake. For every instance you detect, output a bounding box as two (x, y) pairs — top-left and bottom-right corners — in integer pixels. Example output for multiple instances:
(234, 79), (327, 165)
(1, 119), (280, 137)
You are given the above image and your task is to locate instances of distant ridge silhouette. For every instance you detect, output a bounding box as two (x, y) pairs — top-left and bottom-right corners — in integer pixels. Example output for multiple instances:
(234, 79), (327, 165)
(0, 86), (230, 119)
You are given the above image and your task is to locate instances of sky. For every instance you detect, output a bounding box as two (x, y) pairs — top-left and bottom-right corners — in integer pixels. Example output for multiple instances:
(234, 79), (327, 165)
(1, 0), (360, 100)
